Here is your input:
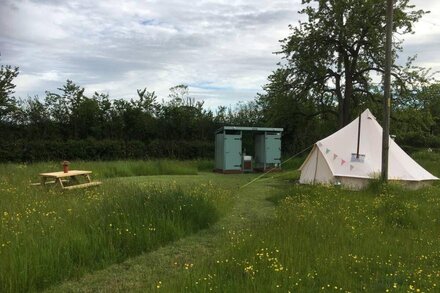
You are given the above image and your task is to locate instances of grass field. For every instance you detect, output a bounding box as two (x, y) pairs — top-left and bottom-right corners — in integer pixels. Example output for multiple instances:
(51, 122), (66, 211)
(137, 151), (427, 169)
(163, 152), (440, 292)
(167, 184), (440, 292)
(0, 160), (224, 292)
(1, 152), (440, 292)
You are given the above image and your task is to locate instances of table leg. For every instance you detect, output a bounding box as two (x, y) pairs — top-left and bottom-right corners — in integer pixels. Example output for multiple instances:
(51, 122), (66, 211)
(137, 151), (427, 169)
(58, 178), (65, 188)
(40, 176), (46, 187)
(85, 174), (92, 183)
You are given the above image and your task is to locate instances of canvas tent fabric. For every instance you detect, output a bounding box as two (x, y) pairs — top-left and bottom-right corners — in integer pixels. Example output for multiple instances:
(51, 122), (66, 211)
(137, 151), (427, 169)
(299, 109), (438, 189)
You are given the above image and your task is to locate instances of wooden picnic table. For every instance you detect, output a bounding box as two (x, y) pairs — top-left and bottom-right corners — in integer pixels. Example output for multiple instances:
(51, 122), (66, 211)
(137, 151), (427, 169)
(38, 170), (101, 190)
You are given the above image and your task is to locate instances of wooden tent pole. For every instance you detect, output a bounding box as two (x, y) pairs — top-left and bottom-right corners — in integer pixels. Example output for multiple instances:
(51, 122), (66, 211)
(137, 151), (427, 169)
(313, 147), (319, 184)
(356, 113), (361, 158)
(381, 0), (393, 182)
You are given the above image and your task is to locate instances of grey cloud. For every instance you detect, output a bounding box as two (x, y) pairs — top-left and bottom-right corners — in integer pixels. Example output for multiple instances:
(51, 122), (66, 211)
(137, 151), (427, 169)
(2, 0), (437, 109)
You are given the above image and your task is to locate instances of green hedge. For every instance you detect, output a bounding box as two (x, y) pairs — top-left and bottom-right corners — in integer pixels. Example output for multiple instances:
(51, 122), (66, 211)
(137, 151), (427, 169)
(396, 132), (440, 148)
(0, 139), (214, 162)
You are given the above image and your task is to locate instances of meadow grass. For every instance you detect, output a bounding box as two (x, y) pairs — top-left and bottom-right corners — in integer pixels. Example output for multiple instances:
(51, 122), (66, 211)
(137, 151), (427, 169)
(164, 184), (440, 292)
(162, 152), (440, 292)
(0, 161), (230, 292)
(0, 159), (214, 186)
(412, 151), (440, 178)
(281, 156), (307, 171)
(2, 152), (440, 292)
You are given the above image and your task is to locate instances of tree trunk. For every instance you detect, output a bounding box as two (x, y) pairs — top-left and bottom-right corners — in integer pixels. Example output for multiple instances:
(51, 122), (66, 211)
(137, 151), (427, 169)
(338, 101), (344, 128)
(342, 74), (353, 126)
(335, 71), (344, 128)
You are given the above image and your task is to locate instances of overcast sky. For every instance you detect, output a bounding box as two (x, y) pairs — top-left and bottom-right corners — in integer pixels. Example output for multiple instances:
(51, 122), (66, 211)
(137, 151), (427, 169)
(1, 0), (440, 109)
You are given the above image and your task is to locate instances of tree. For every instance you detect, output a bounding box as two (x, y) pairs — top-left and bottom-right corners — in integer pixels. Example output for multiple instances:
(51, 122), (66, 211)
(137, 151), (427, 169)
(126, 88), (159, 141)
(22, 96), (52, 139)
(156, 85), (215, 141)
(133, 88), (158, 115)
(167, 84), (190, 107)
(44, 80), (86, 139)
(222, 101), (263, 127)
(0, 65), (19, 122)
(262, 0), (428, 128)
(258, 68), (338, 152)
(415, 83), (440, 136)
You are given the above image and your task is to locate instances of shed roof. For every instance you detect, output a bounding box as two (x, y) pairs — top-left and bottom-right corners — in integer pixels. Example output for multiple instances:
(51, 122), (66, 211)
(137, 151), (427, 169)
(216, 126), (283, 134)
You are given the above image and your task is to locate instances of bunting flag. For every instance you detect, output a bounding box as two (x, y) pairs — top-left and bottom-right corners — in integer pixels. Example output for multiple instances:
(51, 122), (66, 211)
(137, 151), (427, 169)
(318, 142), (323, 147)
(326, 148), (331, 154)
(341, 159), (346, 166)
(350, 165), (354, 171)
(333, 154), (338, 160)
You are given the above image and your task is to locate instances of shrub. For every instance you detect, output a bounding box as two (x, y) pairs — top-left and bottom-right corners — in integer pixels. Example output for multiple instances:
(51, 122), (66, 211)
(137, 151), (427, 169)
(0, 139), (215, 162)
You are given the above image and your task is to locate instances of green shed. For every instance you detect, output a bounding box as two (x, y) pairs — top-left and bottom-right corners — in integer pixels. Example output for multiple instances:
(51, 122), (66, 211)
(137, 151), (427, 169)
(214, 126), (283, 173)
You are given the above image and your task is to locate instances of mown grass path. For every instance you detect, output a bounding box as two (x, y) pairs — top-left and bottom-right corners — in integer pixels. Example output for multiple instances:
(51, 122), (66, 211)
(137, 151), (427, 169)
(47, 173), (279, 292)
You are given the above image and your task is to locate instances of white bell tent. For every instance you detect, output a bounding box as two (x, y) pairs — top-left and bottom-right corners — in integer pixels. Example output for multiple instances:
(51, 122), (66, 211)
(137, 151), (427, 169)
(299, 109), (438, 189)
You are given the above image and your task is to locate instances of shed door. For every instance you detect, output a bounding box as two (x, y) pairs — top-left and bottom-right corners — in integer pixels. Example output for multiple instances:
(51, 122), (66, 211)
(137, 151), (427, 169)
(215, 133), (224, 169)
(224, 135), (242, 170)
(265, 133), (281, 164)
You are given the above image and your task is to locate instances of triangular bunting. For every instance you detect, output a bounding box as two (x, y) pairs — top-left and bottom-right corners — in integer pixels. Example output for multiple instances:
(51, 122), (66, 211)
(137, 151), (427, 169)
(318, 142), (323, 147)
(341, 159), (346, 166)
(326, 148), (331, 154)
(333, 154), (338, 160)
(350, 165), (354, 171)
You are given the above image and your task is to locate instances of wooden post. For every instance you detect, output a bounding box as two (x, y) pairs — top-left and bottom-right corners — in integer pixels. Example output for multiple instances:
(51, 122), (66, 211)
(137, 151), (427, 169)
(313, 147), (319, 184)
(356, 114), (361, 158)
(381, 0), (393, 182)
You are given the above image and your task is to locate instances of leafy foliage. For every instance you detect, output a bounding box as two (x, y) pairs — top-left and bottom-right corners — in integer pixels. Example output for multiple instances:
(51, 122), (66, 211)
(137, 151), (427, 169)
(0, 65), (19, 122)
(258, 0), (432, 151)
(0, 77), (256, 161)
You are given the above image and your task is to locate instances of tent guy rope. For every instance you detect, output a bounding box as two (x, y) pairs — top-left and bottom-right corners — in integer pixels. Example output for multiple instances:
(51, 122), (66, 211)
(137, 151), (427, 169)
(240, 144), (313, 189)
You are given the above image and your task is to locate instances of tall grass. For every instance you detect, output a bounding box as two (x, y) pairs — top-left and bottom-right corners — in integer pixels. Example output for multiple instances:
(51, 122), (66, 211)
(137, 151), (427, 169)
(167, 183), (440, 292)
(281, 156), (306, 171)
(411, 151), (440, 177)
(0, 161), (229, 292)
(0, 160), (211, 186)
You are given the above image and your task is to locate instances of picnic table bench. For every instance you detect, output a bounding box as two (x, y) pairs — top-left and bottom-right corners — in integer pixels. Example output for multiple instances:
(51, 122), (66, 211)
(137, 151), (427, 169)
(34, 170), (102, 190)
